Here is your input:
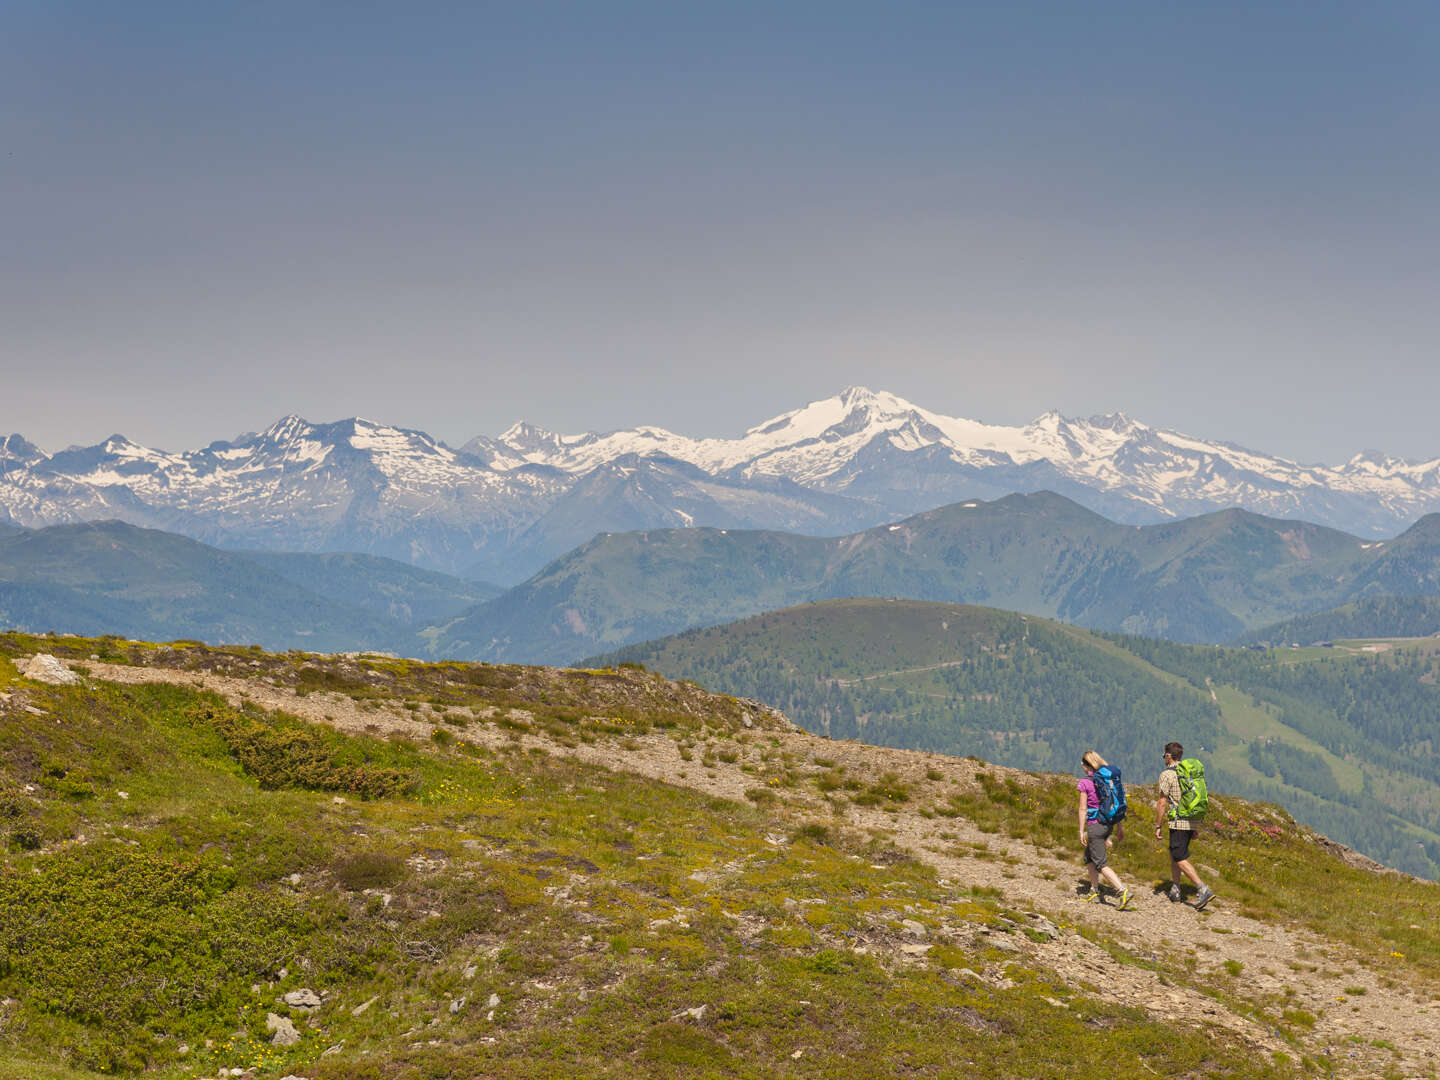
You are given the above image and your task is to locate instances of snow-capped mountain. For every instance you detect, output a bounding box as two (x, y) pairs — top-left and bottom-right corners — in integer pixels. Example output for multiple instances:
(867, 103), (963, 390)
(3, 387), (1439, 584)
(468, 386), (1440, 537)
(0, 414), (882, 581)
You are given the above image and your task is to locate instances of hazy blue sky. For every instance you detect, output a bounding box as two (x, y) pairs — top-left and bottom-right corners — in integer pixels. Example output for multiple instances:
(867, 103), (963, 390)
(3, 3), (1438, 462)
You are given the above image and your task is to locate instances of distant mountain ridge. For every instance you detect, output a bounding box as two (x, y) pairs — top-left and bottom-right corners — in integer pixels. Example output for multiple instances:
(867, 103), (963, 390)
(0, 521), (490, 652)
(466, 386), (1440, 535)
(4, 387), (1439, 582)
(435, 491), (1440, 664)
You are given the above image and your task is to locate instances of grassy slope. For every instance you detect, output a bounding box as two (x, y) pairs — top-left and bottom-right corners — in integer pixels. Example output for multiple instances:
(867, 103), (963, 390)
(589, 600), (1440, 879)
(4, 635), (1437, 1078)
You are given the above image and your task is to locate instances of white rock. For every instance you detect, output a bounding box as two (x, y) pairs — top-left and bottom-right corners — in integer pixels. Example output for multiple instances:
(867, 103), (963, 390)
(487, 992), (501, 1009)
(20, 655), (79, 685)
(117, 791), (129, 800)
(351, 995), (379, 1016)
(449, 996), (466, 1014)
(462, 965), (477, 979)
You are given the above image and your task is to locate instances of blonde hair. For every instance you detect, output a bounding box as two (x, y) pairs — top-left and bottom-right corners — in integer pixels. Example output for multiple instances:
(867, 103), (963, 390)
(1082, 750), (1107, 771)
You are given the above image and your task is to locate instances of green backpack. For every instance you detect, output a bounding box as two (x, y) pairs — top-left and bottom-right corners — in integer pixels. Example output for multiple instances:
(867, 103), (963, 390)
(1172, 758), (1209, 820)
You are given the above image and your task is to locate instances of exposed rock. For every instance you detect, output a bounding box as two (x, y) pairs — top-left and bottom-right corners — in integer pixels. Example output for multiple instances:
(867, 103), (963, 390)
(980, 932), (1020, 953)
(266, 1013), (300, 1046)
(17, 655), (81, 685)
(282, 988), (322, 1010)
(673, 1004), (708, 1022)
(351, 995), (378, 1017)
(900, 919), (927, 939)
(449, 996), (467, 1014)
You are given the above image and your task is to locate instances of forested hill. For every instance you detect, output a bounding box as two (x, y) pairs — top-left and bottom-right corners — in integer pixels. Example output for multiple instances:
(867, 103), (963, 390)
(435, 492), (1440, 664)
(589, 599), (1440, 878)
(1238, 595), (1440, 645)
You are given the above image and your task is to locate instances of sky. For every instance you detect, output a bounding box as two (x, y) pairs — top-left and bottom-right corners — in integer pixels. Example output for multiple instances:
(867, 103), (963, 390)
(3, 2), (1439, 464)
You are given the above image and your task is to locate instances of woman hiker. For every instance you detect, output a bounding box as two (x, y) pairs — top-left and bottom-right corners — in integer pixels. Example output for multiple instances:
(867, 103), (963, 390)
(1077, 750), (1134, 909)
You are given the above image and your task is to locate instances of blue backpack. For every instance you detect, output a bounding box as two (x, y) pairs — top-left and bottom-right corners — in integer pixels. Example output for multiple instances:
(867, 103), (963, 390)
(1093, 765), (1128, 826)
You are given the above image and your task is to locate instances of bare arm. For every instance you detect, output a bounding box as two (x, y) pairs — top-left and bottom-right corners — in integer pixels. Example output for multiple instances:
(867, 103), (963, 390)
(1155, 794), (1169, 834)
(1078, 791), (1089, 846)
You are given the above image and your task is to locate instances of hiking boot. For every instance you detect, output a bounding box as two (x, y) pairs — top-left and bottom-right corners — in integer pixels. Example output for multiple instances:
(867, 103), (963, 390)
(1167, 883), (1183, 903)
(1084, 889), (1103, 904)
(1117, 887), (1134, 911)
(1194, 885), (1215, 911)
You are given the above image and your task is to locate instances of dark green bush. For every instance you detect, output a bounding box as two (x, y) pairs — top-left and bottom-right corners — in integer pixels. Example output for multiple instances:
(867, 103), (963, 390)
(335, 852), (406, 891)
(193, 707), (415, 799)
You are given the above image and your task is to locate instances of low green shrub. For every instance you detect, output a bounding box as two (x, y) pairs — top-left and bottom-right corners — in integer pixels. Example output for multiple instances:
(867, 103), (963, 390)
(194, 706), (415, 799)
(335, 852), (406, 891)
(0, 846), (388, 1072)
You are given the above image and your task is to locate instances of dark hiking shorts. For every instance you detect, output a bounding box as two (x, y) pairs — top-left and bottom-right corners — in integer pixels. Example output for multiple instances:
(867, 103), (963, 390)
(1168, 827), (1194, 862)
(1085, 821), (1112, 869)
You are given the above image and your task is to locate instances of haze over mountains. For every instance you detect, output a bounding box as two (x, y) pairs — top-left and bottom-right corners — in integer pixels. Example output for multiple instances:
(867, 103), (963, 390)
(4, 493), (1440, 663)
(4, 387), (1439, 583)
(440, 491), (1440, 664)
(0, 521), (496, 653)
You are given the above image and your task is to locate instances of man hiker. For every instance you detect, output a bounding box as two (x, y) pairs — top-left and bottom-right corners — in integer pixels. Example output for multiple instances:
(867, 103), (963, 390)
(1155, 741), (1215, 910)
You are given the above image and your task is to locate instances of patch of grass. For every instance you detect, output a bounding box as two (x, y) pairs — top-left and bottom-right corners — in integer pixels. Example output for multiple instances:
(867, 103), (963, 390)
(334, 851), (406, 891)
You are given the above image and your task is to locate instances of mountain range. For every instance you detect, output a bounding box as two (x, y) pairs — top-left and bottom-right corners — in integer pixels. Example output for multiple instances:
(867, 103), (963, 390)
(437, 491), (1440, 664)
(4, 387), (1439, 583)
(0, 521), (495, 653)
(5, 493), (1440, 664)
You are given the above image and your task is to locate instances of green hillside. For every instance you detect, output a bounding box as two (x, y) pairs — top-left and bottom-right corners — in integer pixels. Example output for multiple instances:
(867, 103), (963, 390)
(0, 522), (487, 653)
(241, 550), (500, 624)
(1, 632), (1438, 1078)
(1238, 595), (1440, 645)
(590, 599), (1440, 878)
(434, 492), (1440, 664)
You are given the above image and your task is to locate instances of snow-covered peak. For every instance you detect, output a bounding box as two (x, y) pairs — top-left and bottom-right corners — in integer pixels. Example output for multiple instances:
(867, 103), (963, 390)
(498, 421), (560, 452)
(0, 435), (47, 467)
(257, 414), (312, 444)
